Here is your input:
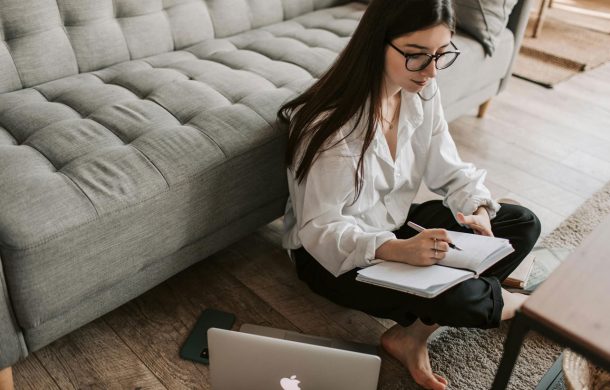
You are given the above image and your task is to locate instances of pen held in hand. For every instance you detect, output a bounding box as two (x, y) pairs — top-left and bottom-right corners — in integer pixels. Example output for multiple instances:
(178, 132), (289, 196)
(406, 221), (463, 251)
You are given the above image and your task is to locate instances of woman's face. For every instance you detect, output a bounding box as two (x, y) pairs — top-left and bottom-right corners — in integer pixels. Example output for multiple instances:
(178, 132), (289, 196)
(384, 24), (453, 94)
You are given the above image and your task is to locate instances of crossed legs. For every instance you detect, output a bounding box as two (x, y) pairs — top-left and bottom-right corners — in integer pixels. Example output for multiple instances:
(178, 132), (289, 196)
(294, 201), (540, 389)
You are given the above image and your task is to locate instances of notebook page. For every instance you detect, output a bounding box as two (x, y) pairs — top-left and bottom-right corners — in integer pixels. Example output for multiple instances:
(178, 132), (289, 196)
(357, 261), (472, 291)
(437, 231), (511, 271)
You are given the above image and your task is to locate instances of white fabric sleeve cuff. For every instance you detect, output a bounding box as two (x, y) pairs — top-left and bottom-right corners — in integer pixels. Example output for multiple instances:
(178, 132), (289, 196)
(357, 231), (397, 268)
(460, 197), (501, 220)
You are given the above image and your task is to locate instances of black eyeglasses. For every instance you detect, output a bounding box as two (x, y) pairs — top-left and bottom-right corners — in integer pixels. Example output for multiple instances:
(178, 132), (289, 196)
(387, 41), (461, 71)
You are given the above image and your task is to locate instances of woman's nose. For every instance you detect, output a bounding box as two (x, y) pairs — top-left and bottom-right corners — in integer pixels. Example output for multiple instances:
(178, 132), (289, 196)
(422, 60), (437, 78)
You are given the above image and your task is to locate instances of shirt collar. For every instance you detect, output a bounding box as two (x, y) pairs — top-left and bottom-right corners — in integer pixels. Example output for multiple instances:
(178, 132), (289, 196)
(399, 88), (424, 138)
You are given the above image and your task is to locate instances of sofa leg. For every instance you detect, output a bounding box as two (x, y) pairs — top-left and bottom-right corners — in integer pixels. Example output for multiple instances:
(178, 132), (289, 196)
(477, 99), (492, 118)
(0, 367), (13, 390)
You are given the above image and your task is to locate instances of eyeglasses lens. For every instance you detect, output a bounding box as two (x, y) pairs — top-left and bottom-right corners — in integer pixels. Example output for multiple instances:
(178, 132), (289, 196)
(406, 54), (431, 71)
(406, 52), (458, 71)
(436, 52), (458, 69)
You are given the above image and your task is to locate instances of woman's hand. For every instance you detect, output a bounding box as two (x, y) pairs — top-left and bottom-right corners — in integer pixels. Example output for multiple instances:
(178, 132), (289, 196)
(456, 207), (493, 236)
(375, 229), (453, 266)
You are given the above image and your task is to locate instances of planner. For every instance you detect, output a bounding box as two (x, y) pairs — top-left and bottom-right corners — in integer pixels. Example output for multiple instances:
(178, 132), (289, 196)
(356, 231), (514, 298)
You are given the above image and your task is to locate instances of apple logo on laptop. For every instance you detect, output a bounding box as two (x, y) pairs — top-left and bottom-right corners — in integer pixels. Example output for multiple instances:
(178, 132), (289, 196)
(280, 375), (301, 390)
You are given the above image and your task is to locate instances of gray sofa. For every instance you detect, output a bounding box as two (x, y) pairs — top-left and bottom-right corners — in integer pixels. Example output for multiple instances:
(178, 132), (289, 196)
(0, 0), (531, 370)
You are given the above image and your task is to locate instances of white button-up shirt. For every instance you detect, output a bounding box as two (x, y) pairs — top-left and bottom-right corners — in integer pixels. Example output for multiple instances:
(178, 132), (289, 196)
(283, 83), (500, 277)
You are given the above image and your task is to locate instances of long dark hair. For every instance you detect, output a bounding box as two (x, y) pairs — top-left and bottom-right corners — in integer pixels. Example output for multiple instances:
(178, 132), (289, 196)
(278, 0), (455, 202)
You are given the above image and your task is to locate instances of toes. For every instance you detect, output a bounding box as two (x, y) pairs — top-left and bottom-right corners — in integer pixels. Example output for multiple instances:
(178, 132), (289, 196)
(434, 373), (448, 385)
(414, 372), (446, 390)
(422, 376), (446, 390)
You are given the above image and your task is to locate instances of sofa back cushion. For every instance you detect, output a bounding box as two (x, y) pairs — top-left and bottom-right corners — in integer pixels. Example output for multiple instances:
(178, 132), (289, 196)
(454, 0), (519, 56)
(0, 0), (348, 93)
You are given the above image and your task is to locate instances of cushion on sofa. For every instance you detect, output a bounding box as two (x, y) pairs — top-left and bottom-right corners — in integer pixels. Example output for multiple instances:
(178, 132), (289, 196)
(437, 28), (514, 106)
(0, 0), (350, 93)
(454, 0), (518, 56)
(0, 2), (364, 333)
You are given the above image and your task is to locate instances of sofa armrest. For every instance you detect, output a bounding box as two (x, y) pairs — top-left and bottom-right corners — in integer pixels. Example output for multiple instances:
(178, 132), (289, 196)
(499, 0), (534, 92)
(0, 254), (27, 369)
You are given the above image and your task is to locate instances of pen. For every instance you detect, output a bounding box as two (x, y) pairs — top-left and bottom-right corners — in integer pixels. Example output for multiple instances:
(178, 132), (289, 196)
(406, 221), (463, 251)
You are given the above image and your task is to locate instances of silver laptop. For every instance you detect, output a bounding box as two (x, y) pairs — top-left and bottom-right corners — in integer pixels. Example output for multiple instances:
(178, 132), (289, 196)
(208, 324), (381, 390)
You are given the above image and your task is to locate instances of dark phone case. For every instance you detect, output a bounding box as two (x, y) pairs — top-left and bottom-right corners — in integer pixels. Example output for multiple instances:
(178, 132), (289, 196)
(179, 308), (236, 365)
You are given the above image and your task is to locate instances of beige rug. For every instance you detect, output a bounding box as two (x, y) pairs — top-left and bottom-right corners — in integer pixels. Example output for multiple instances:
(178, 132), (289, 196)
(397, 181), (610, 390)
(512, 17), (610, 88)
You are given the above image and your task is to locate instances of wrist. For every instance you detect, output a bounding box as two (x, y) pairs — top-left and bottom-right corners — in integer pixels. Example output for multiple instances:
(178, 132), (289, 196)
(474, 206), (489, 217)
(375, 239), (404, 262)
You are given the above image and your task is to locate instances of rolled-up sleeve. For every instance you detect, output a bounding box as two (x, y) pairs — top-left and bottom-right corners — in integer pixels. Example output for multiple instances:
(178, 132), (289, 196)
(423, 91), (500, 220)
(297, 154), (396, 277)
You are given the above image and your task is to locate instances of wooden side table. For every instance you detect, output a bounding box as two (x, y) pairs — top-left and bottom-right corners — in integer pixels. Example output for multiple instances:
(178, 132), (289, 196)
(491, 213), (610, 389)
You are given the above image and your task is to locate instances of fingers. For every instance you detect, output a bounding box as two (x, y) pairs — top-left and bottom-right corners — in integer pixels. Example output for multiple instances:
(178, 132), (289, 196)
(468, 223), (494, 237)
(457, 212), (494, 236)
(456, 212), (469, 224)
(430, 239), (447, 262)
(433, 240), (450, 252)
(424, 228), (451, 241)
(421, 229), (454, 248)
(458, 212), (481, 227)
(431, 248), (446, 261)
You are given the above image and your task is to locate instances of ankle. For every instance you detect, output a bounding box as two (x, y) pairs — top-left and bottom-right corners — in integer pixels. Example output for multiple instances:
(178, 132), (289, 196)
(410, 319), (439, 340)
(500, 289), (528, 320)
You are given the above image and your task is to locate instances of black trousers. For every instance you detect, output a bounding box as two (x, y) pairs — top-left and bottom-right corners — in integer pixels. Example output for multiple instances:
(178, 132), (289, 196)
(293, 200), (541, 329)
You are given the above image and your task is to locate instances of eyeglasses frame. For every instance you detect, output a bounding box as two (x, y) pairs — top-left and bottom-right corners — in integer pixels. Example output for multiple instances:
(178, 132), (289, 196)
(387, 40), (461, 71)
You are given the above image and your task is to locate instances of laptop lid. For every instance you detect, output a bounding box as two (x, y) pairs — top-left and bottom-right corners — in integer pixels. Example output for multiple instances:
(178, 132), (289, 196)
(239, 323), (379, 356)
(208, 328), (381, 390)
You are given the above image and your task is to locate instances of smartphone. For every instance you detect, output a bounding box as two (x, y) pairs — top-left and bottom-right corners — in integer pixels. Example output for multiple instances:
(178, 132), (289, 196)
(179, 308), (236, 364)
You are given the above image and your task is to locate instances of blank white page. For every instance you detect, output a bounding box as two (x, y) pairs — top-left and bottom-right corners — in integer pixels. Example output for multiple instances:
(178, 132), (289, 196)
(357, 261), (472, 291)
(437, 231), (511, 270)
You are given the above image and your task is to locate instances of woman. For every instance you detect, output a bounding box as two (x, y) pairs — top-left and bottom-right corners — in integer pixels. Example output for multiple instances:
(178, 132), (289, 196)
(278, 0), (541, 389)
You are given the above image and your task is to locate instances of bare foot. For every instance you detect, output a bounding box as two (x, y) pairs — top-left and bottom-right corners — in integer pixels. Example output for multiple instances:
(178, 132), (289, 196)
(501, 289), (529, 320)
(381, 321), (447, 390)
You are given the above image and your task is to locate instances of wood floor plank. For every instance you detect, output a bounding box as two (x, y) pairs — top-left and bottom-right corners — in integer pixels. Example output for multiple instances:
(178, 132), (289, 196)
(33, 319), (165, 389)
(488, 97), (610, 164)
(103, 256), (299, 390)
(544, 7), (610, 35)
(500, 192), (567, 237)
(452, 113), (610, 182)
(103, 285), (211, 390)
(500, 79), (610, 143)
(454, 141), (588, 218)
(553, 67), (610, 109)
(449, 119), (604, 199)
(563, 149), (610, 182)
(13, 355), (60, 390)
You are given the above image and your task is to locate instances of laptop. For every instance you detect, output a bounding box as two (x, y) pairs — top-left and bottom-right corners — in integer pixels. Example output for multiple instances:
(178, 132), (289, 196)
(208, 324), (381, 390)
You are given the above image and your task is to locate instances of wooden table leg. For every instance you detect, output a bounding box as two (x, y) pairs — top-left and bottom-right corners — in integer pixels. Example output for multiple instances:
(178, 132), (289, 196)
(532, 0), (551, 38)
(0, 367), (13, 390)
(477, 99), (492, 118)
(491, 311), (531, 390)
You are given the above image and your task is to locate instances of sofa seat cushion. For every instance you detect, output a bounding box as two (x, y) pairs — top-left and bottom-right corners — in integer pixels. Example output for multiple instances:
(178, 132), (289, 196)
(0, 2), (365, 331)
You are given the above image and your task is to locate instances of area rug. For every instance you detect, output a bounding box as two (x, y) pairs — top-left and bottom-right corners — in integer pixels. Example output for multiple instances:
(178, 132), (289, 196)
(411, 181), (610, 390)
(512, 17), (610, 88)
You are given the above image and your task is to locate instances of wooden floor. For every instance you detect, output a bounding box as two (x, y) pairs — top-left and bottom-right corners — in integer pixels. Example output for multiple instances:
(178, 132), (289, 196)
(12, 63), (610, 389)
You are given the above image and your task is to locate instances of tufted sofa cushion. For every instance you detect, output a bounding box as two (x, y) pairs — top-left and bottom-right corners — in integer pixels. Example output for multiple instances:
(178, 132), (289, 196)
(0, 0), (349, 92)
(0, 3), (363, 335)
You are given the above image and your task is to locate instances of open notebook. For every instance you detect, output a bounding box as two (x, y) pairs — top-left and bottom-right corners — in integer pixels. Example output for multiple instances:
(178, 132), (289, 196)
(356, 231), (514, 298)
